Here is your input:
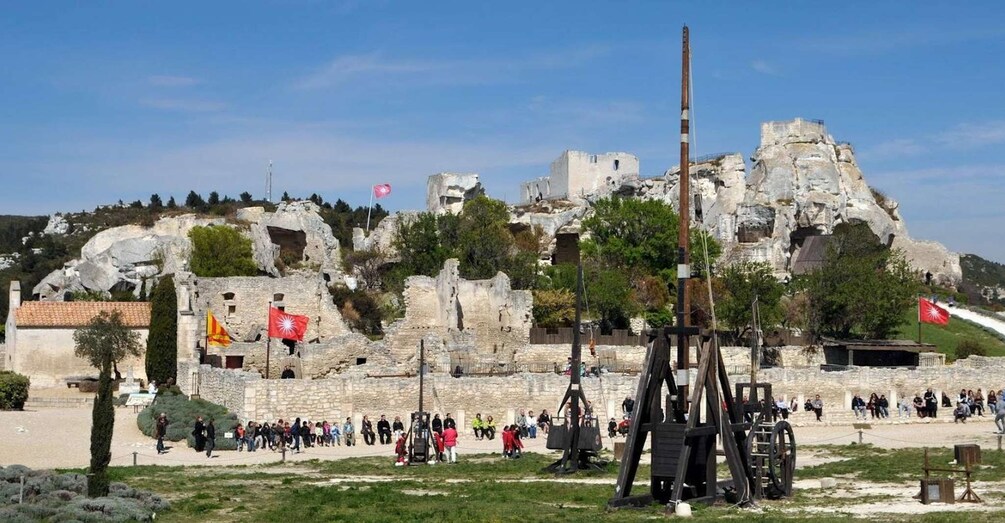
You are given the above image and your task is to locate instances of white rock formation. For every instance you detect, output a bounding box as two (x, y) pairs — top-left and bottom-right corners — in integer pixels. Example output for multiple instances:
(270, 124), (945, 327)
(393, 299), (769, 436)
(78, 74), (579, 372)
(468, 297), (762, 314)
(243, 201), (342, 276)
(33, 214), (225, 300)
(426, 173), (484, 214)
(352, 211), (418, 259)
(42, 214), (70, 235)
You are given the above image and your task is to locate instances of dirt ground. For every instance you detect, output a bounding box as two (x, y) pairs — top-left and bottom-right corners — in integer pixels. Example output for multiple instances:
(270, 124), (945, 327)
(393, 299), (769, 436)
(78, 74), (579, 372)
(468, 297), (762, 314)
(1, 404), (1002, 470)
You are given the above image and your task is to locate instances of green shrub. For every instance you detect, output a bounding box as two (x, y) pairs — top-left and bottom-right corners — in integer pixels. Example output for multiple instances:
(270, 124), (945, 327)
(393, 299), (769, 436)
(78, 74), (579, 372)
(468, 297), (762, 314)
(956, 338), (988, 359)
(137, 394), (239, 450)
(0, 371), (30, 410)
(0, 465), (167, 522)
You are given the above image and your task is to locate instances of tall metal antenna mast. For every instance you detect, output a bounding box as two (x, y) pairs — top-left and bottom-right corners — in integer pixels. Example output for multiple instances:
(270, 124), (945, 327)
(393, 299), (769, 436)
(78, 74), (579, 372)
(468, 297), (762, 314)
(266, 160), (273, 203)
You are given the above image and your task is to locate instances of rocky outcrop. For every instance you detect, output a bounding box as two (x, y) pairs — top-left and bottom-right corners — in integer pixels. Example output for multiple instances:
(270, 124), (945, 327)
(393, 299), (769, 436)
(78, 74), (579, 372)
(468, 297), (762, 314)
(241, 201), (342, 276)
(426, 173), (484, 214)
(352, 211), (416, 258)
(33, 214), (225, 300)
(582, 118), (962, 283)
(42, 214), (70, 235)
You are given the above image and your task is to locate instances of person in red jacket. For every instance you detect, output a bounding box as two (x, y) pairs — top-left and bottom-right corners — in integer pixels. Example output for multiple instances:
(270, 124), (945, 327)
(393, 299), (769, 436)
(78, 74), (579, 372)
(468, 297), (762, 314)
(442, 425), (458, 463)
(511, 425), (524, 458)
(501, 425), (514, 458)
(432, 430), (445, 463)
(394, 433), (408, 466)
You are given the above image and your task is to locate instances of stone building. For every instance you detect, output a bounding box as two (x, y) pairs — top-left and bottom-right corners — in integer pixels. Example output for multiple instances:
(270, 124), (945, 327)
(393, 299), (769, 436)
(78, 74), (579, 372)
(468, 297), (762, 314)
(426, 173), (484, 214)
(5, 281), (150, 387)
(520, 150), (639, 204)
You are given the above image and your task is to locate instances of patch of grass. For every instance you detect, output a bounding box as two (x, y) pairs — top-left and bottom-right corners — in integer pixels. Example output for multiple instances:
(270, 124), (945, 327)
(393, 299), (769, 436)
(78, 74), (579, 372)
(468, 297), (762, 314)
(894, 308), (1005, 359)
(101, 448), (1005, 522)
(800, 444), (1005, 482)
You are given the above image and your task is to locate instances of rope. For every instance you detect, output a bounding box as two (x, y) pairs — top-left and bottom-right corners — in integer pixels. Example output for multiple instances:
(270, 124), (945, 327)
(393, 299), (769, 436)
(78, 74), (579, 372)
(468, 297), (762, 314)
(797, 432), (859, 444)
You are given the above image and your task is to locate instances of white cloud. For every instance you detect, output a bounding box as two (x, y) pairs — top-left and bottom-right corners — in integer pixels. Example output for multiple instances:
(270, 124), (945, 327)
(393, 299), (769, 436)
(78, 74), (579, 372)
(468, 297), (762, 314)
(937, 121), (1005, 149)
(750, 59), (777, 75)
(139, 98), (227, 112)
(294, 45), (611, 90)
(858, 138), (925, 160)
(147, 75), (200, 87)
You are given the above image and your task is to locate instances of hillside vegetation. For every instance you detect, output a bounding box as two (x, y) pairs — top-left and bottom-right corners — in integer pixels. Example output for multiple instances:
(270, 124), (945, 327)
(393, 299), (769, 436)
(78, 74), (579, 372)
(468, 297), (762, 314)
(961, 253), (1005, 307)
(893, 307), (1005, 359)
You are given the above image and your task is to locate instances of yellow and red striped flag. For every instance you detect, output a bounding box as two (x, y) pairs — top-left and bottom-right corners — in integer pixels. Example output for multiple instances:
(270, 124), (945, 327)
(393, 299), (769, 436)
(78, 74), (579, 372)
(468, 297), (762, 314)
(207, 311), (232, 347)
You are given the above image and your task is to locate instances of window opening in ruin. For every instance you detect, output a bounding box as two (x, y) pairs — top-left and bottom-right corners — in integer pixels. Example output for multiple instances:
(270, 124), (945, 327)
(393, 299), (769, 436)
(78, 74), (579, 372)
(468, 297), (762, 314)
(227, 305), (236, 315)
(282, 338), (296, 355)
(355, 357), (367, 365)
(223, 292), (235, 300)
(281, 368), (296, 379)
(273, 293), (285, 302)
(614, 159), (620, 171)
(590, 155), (597, 163)
(225, 356), (244, 369)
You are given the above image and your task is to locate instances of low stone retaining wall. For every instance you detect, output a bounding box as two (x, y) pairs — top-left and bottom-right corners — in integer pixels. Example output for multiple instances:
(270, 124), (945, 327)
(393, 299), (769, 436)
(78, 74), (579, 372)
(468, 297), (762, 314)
(178, 356), (1005, 431)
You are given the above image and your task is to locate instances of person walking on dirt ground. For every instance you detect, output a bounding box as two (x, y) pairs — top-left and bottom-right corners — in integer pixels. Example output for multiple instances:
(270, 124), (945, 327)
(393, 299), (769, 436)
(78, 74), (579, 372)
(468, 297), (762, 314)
(192, 416), (206, 452)
(205, 419), (216, 458)
(156, 413), (169, 454)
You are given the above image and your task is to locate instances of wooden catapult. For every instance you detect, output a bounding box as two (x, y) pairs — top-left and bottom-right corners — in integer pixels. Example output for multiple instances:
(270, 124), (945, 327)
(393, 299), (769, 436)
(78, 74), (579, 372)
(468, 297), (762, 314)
(919, 447), (983, 504)
(608, 26), (795, 511)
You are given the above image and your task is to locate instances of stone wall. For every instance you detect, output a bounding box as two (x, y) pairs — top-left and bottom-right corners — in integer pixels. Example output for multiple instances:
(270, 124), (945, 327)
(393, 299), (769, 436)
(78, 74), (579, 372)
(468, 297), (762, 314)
(384, 260), (532, 368)
(183, 354), (1005, 427)
(183, 272), (349, 346)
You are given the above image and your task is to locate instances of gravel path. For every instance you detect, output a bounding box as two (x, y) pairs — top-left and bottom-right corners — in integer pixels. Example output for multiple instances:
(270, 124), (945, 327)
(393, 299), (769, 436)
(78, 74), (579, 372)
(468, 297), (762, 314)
(2, 406), (1002, 470)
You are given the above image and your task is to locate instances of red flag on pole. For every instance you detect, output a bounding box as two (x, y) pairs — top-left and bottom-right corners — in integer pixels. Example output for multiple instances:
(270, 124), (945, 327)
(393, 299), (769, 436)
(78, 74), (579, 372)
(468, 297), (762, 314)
(268, 307), (309, 341)
(919, 298), (949, 326)
(373, 183), (391, 199)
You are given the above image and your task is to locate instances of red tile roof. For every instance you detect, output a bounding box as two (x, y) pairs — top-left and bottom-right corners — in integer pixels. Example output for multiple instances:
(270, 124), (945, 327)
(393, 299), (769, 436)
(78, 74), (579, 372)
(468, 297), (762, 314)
(15, 301), (151, 328)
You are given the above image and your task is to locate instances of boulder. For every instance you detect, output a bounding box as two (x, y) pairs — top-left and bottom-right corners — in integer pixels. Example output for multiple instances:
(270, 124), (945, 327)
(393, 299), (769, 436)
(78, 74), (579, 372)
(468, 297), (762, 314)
(43, 214), (70, 235)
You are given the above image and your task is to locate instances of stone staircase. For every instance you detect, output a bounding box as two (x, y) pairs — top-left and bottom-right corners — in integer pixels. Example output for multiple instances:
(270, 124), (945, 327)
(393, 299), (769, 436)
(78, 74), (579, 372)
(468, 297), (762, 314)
(23, 396), (95, 409)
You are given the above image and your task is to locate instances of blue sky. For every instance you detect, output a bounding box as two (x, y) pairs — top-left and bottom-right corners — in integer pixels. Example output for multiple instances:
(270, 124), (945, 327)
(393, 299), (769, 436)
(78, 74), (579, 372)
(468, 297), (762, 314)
(2, 2), (1004, 261)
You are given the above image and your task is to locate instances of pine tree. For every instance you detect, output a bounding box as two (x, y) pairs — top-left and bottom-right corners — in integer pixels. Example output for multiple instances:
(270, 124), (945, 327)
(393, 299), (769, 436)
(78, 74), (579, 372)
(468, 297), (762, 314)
(167, 196), (177, 209)
(239, 191), (253, 203)
(208, 191), (220, 205)
(149, 194), (163, 209)
(185, 191), (205, 209)
(145, 276), (178, 385)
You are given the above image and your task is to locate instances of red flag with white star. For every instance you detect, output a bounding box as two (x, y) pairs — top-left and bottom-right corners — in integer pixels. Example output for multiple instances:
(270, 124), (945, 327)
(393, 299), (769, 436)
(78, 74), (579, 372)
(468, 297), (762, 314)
(373, 183), (391, 199)
(919, 298), (949, 326)
(268, 307), (309, 341)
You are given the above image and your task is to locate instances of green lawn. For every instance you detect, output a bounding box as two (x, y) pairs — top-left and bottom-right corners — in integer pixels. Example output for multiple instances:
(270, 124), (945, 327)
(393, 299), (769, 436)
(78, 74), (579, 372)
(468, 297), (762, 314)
(893, 308), (1005, 359)
(83, 449), (1005, 522)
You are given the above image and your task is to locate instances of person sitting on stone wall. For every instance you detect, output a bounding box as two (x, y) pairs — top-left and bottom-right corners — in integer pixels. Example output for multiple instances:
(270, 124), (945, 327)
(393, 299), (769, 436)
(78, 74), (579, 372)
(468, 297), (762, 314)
(343, 417), (355, 446)
(538, 410), (551, 434)
(867, 393), (879, 419)
(527, 411), (538, 438)
(392, 416), (405, 440)
(775, 398), (790, 420)
(852, 394), (867, 420)
(378, 415), (392, 444)
(974, 389), (986, 416)
(322, 420), (332, 446)
(877, 395), (890, 418)
(954, 402), (970, 423)
(913, 394), (926, 418)
(314, 422), (324, 448)
(942, 391), (953, 408)
(516, 410), (529, 438)
(484, 415), (497, 440)
(897, 396), (911, 418)
(362, 415), (376, 445)
(988, 389), (999, 414)
(330, 422), (342, 446)
(472, 413), (484, 440)
(608, 418), (618, 438)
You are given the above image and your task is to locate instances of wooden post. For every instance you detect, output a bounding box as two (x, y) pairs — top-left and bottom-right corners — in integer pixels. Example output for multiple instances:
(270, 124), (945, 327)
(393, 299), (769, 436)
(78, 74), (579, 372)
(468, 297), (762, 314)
(266, 301), (272, 379)
(675, 24), (692, 417)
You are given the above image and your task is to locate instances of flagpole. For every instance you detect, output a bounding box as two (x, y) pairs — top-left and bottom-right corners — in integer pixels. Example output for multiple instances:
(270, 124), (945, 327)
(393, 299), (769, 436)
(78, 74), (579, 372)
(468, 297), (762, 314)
(266, 300), (272, 380)
(366, 185), (374, 232)
(917, 294), (922, 344)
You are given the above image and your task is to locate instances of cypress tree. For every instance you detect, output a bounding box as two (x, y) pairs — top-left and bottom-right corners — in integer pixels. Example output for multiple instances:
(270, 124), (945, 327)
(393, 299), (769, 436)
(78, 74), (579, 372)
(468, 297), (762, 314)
(145, 276), (178, 384)
(73, 311), (142, 497)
